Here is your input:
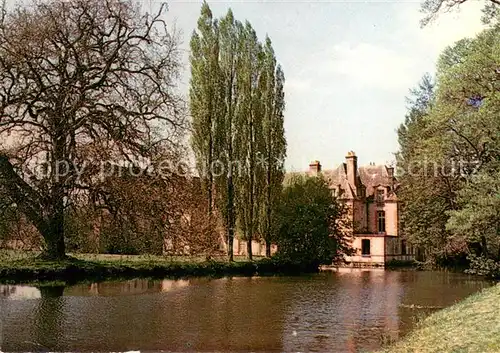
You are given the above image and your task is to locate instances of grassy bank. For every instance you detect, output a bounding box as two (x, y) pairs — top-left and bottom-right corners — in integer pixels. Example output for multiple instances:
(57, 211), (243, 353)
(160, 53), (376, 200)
(380, 283), (500, 353)
(0, 251), (315, 284)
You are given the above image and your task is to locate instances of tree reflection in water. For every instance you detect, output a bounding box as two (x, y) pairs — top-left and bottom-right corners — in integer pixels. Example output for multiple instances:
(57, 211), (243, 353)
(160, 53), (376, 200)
(0, 272), (493, 352)
(32, 286), (66, 351)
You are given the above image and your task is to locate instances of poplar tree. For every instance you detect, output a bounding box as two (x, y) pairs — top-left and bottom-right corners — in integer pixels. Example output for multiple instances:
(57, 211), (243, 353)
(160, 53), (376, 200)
(190, 4), (286, 261)
(217, 10), (240, 261)
(235, 22), (265, 260)
(190, 3), (223, 215)
(260, 37), (286, 257)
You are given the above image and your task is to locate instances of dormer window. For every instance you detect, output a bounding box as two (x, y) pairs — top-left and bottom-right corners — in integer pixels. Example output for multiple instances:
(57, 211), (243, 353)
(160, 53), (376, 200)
(376, 189), (384, 203)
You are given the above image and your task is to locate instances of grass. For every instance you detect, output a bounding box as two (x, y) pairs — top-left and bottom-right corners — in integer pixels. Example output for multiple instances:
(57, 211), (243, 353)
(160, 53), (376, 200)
(0, 249), (264, 263)
(0, 250), (309, 285)
(379, 283), (500, 353)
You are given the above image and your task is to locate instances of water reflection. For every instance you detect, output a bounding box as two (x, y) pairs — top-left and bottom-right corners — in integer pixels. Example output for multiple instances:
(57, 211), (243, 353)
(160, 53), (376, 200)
(0, 271), (492, 352)
(33, 287), (66, 351)
(282, 270), (404, 352)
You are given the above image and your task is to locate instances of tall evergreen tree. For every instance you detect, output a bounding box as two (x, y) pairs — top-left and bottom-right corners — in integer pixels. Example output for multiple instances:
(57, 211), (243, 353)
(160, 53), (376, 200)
(190, 2), (223, 216)
(190, 4), (286, 261)
(261, 37), (286, 257)
(217, 10), (241, 261)
(235, 22), (265, 260)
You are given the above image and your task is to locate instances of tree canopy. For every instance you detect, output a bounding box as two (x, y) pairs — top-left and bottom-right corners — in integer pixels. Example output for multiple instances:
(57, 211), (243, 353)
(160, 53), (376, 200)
(397, 21), (500, 269)
(190, 2), (286, 260)
(0, 0), (185, 259)
(274, 175), (352, 268)
(420, 0), (500, 26)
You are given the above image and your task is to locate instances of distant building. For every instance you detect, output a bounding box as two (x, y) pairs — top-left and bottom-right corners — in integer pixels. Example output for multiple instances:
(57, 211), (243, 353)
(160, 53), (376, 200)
(306, 151), (415, 267)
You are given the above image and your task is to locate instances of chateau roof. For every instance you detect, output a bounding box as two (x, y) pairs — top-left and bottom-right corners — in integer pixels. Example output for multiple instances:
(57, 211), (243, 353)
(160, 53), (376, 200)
(325, 163), (398, 199)
(286, 160), (398, 200)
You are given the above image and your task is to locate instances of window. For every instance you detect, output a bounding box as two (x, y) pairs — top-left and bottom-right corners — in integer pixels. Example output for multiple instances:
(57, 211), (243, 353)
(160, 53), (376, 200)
(361, 239), (371, 256)
(377, 211), (385, 233)
(401, 240), (407, 255)
(376, 189), (384, 203)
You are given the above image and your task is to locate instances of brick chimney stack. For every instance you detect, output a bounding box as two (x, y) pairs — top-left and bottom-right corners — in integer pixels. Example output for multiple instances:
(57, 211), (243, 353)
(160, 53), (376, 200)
(309, 160), (321, 174)
(387, 166), (395, 190)
(345, 151), (358, 189)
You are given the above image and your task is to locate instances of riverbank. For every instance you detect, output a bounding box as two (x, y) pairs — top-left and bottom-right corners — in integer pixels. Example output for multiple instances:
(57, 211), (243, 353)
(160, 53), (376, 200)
(0, 252), (316, 284)
(381, 283), (500, 353)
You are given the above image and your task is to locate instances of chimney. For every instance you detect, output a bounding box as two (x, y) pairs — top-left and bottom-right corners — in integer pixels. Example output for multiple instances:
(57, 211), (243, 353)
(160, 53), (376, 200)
(345, 151), (358, 189)
(387, 166), (395, 190)
(309, 160), (321, 174)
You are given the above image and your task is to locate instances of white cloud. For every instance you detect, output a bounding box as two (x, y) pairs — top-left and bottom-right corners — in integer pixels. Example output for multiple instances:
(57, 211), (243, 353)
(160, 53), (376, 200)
(285, 78), (312, 94)
(307, 2), (487, 92)
(317, 42), (418, 90)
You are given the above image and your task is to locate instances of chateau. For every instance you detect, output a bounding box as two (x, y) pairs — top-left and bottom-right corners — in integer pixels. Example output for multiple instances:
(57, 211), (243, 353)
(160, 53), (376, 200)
(231, 151), (415, 266)
(308, 151), (415, 267)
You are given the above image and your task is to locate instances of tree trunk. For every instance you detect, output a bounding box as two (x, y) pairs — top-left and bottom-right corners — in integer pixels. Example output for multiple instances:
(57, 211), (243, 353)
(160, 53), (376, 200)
(207, 117), (213, 216)
(41, 184), (66, 260)
(43, 231), (66, 260)
(481, 235), (488, 257)
(265, 155), (272, 258)
(247, 109), (255, 261)
(40, 131), (67, 261)
(227, 173), (235, 262)
(247, 234), (252, 260)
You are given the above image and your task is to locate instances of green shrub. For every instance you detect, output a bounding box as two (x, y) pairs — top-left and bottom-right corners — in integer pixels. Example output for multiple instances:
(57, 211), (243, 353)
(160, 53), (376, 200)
(465, 254), (500, 279)
(274, 174), (352, 268)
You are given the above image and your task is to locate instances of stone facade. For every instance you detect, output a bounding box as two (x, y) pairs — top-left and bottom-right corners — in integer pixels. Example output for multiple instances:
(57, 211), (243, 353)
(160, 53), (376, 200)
(231, 237), (277, 257)
(308, 151), (415, 267)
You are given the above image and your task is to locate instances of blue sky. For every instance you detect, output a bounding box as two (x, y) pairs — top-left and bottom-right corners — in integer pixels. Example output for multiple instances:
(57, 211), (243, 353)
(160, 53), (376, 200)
(163, 0), (486, 171)
(2, 0), (486, 171)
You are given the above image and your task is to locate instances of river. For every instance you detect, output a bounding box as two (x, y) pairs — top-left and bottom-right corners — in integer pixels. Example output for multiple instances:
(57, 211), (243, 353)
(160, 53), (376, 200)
(0, 269), (492, 352)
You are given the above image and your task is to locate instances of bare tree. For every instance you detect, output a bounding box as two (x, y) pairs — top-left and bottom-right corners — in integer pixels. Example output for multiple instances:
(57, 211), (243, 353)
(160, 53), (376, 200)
(0, 0), (185, 259)
(420, 0), (500, 26)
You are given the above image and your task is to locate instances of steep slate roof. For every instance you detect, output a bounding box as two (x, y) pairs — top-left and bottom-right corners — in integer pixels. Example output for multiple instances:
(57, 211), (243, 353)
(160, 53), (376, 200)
(358, 165), (395, 196)
(291, 163), (397, 200)
(285, 156), (398, 201)
(322, 163), (356, 199)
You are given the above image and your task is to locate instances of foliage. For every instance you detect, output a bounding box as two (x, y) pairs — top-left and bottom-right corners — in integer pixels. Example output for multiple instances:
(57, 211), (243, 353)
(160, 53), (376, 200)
(397, 23), (500, 268)
(420, 0), (500, 26)
(0, 206), (41, 250)
(274, 174), (352, 267)
(0, 0), (185, 259)
(465, 254), (500, 279)
(0, 253), (316, 284)
(396, 74), (462, 261)
(447, 169), (500, 258)
(190, 3), (286, 260)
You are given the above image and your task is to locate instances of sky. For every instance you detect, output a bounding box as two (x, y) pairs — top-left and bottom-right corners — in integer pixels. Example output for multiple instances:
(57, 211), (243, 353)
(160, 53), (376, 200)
(162, 0), (487, 172)
(5, 0), (485, 172)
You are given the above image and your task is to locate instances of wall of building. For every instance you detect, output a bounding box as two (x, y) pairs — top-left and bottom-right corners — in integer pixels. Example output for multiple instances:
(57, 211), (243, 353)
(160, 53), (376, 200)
(384, 202), (399, 236)
(232, 237), (277, 257)
(344, 235), (416, 267)
(352, 200), (367, 233)
(366, 200), (398, 236)
(345, 235), (386, 266)
(385, 236), (415, 262)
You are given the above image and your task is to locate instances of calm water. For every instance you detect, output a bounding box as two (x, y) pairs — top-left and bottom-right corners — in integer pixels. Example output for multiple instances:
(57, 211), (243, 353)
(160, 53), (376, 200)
(0, 270), (492, 352)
